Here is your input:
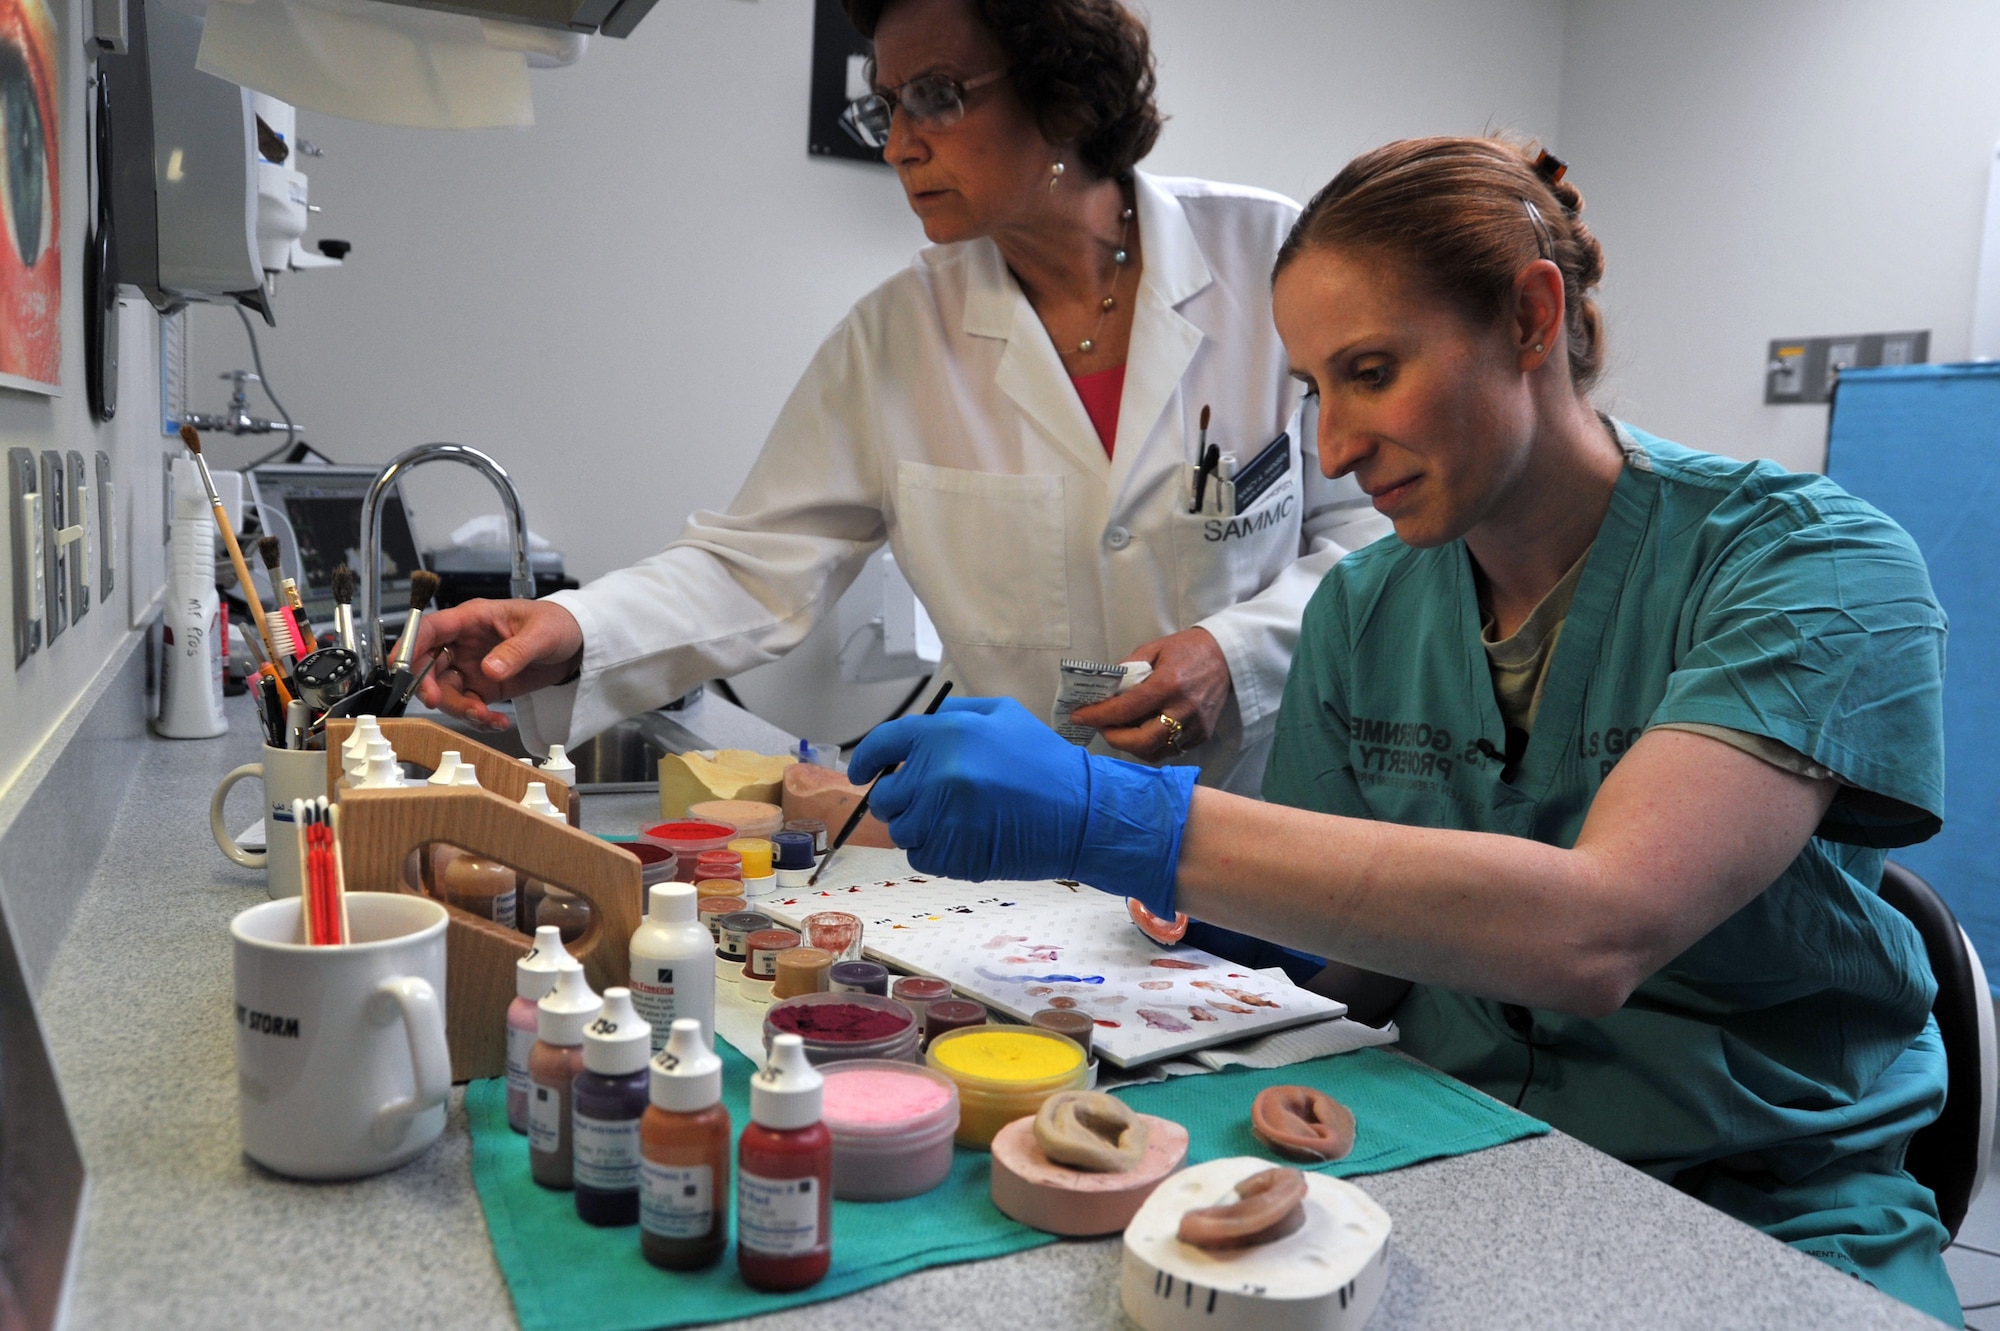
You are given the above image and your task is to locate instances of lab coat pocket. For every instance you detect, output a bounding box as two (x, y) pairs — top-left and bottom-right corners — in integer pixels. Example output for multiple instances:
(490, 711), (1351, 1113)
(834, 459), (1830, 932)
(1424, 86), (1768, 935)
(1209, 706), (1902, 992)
(893, 462), (1071, 650)
(1166, 477), (1302, 626)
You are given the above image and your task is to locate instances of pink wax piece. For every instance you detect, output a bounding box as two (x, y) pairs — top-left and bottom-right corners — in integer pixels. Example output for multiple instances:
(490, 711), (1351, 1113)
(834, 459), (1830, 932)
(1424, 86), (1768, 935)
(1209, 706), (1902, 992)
(823, 1068), (952, 1127)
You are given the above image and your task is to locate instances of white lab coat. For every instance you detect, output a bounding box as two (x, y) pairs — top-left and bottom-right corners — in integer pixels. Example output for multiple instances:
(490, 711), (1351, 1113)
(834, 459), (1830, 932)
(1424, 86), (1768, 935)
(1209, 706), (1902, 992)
(521, 172), (1389, 794)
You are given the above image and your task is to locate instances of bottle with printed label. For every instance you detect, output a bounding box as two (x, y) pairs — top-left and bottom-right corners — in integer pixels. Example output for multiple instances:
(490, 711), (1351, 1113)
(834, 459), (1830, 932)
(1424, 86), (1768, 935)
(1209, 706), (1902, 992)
(519, 782), (584, 941)
(528, 959), (598, 1190)
(737, 1033), (831, 1291)
(507, 927), (572, 1134)
(640, 1018), (730, 1271)
(573, 988), (651, 1226)
(629, 883), (716, 1053)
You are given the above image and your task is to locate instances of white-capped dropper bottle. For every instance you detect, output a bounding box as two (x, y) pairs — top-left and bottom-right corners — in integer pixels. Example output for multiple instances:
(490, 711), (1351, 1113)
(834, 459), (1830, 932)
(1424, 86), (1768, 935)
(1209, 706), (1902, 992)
(521, 781), (586, 943)
(737, 1033), (831, 1291)
(629, 883), (716, 1053)
(641, 1018), (730, 1271)
(506, 926), (571, 1133)
(572, 989), (652, 1227)
(529, 959), (598, 1190)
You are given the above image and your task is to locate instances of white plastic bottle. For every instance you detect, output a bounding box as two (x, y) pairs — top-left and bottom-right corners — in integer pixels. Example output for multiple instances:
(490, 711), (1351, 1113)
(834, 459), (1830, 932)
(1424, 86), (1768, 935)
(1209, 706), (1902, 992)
(157, 459), (227, 738)
(629, 883), (717, 1053)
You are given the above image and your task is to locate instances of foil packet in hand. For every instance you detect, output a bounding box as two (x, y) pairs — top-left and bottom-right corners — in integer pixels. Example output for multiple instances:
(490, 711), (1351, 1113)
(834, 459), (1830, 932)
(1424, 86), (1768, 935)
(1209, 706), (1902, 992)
(1051, 658), (1153, 744)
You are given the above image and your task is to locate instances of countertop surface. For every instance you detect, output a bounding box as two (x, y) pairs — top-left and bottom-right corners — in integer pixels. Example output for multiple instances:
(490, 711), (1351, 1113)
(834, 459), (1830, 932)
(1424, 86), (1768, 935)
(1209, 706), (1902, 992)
(37, 699), (1945, 1330)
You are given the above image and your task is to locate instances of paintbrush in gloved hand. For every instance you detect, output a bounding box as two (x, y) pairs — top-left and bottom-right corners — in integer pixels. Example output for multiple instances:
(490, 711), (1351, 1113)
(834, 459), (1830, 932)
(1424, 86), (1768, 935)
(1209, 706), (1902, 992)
(381, 570), (441, 716)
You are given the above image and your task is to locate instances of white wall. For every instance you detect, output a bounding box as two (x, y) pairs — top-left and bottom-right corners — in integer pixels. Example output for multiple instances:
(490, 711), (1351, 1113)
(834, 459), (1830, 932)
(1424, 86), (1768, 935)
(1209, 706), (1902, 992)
(1560, 0), (2000, 474)
(0, 0), (169, 801)
(184, 0), (1563, 740)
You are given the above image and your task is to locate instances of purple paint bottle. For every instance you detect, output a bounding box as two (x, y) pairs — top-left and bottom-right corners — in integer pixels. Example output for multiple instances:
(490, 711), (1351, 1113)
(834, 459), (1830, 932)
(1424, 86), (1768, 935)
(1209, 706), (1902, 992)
(573, 988), (652, 1226)
(507, 927), (572, 1134)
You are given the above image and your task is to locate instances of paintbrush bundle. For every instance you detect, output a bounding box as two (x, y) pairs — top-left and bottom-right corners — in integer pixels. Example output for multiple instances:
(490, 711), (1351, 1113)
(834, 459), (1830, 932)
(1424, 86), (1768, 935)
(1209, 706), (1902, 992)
(295, 797), (350, 945)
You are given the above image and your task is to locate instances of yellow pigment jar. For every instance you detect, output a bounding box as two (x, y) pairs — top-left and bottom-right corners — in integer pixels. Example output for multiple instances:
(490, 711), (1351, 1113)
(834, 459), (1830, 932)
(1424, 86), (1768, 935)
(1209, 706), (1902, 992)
(926, 1026), (1089, 1149)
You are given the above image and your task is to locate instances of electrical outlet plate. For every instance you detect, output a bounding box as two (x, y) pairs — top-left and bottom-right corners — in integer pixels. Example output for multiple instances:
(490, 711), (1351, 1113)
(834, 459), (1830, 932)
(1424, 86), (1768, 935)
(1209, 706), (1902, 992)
(68, 451), (90, 622)
(39, 451), (67, 644)
(1766, 330), (1931, 404)
(9, 448), (42, 666)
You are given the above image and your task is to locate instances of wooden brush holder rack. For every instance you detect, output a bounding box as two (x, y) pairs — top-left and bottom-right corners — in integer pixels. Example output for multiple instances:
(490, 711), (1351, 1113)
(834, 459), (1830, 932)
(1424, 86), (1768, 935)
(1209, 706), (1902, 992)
(325, 719), (639, 1081)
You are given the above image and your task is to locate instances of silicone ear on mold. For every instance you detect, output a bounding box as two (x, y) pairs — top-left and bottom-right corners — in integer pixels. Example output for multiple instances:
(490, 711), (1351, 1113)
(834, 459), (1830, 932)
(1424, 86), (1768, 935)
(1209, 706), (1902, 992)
(1176, 1166), (1309, 1250)
(1035, 1091), (1150, 1173)
(1249, 1084), (1356, 1162)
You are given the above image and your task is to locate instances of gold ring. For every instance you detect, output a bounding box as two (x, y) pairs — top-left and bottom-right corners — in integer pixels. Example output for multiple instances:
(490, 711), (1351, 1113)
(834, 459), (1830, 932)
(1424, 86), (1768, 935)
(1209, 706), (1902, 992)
(1158, 713), (1187, 753)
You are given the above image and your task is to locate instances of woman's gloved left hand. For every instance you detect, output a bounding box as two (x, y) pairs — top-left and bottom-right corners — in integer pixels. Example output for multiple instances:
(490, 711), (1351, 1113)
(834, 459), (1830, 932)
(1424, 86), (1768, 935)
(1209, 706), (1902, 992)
(848, 696), (1195, 917)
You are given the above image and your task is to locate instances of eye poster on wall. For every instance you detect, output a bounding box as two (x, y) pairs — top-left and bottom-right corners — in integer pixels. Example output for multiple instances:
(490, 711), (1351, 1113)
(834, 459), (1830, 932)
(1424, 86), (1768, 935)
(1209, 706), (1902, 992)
(0, 0), (60, 396)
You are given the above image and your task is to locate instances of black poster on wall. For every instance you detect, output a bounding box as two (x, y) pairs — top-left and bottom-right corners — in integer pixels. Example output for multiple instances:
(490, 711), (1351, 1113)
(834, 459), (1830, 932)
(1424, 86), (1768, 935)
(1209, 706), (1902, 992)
(807, 0), (887, 165)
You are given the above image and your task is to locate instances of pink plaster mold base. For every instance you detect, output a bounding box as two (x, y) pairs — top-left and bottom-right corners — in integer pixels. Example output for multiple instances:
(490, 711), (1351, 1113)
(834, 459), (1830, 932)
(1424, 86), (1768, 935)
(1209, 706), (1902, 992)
(988, 1112), (1189, 1236)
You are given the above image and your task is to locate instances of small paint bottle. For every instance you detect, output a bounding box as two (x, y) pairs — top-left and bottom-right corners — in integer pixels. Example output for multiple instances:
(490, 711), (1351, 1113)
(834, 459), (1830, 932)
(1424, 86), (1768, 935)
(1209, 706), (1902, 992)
(737, 1034), (832, 1291)
(640, 1018), (730, 1271)
(520, 782), (585, 940)
(572, 988), (651, 1227)
(629, 883), (717, 1054)
(772, 832), (816, 890)
(528, 959), (599, 1190)
(507, 926), (573, 1134)
(923, 998), (987, 1049)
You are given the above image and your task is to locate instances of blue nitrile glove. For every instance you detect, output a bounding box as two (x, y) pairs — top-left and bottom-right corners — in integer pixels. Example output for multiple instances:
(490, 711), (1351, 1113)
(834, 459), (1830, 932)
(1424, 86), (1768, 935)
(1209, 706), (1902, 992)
(848, 696), (1196, 917)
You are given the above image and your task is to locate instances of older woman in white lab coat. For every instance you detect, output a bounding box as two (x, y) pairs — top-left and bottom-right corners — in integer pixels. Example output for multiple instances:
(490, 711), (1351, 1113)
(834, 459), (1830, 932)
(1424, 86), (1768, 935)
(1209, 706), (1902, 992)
(416, 0), (1385, 799)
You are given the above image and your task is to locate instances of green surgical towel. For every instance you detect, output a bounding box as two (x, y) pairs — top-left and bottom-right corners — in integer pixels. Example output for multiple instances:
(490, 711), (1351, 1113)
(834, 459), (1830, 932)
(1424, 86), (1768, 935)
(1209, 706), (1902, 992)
(469, 1042), (1546, 1331)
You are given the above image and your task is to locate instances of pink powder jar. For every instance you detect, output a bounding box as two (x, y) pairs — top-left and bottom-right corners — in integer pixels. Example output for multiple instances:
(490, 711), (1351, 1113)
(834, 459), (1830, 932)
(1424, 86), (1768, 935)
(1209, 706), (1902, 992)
(819, 1060), (960, 1201)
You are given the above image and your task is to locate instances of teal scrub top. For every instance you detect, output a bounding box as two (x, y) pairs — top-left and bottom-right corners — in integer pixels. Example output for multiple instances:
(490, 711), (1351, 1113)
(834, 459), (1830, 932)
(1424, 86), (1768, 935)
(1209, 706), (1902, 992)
(1264, 424), (1949, 1186)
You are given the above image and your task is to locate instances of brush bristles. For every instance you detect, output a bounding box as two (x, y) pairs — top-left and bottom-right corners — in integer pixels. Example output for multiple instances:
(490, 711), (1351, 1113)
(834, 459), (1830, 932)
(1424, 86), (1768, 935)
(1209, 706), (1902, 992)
(408, 569), (441, 611)
(257, 535), (283, 570)
(179, 423), (203, 455)
(331, 564), (354, 606)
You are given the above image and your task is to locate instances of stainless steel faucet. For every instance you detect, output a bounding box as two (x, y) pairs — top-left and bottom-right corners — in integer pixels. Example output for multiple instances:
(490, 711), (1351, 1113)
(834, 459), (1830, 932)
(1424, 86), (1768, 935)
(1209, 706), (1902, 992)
(358, 443), (536, 666)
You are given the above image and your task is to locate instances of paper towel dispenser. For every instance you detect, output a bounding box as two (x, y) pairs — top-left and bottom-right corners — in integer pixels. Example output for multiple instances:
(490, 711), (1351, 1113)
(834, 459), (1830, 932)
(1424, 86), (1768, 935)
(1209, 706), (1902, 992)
(96, 0), (274, 320)
(374, 0), (658, 38)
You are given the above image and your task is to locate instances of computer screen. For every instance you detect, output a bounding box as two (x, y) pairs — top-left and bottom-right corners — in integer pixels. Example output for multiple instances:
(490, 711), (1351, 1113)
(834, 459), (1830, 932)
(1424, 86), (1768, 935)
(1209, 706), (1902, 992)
(250, 465), (423, 624)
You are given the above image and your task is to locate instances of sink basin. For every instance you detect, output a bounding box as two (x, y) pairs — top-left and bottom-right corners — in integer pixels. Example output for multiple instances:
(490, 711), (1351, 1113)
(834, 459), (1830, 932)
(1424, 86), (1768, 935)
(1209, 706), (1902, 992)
(422, 711), (671, 791)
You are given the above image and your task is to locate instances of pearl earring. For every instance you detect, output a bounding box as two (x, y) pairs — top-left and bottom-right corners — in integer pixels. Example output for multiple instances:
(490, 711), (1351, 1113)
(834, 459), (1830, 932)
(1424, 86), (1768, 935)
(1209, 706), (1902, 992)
(1049, 160), (1065, 192)
(1534, 343), (1545, 353)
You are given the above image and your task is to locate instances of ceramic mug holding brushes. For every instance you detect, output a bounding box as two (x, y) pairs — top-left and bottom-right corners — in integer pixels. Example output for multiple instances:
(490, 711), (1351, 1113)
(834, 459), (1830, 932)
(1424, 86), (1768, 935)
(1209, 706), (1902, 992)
(231, 892), (452, 1179)
(210, 744), (330, 900)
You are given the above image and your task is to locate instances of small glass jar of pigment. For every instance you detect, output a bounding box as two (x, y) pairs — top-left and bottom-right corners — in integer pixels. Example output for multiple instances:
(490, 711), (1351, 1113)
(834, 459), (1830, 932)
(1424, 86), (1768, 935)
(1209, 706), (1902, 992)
(820, 1060), (960, 1201)
(802, 911), (863, 962)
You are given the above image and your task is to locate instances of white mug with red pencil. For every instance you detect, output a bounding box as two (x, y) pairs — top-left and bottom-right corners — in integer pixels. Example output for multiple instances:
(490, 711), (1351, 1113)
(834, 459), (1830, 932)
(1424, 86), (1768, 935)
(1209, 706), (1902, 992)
(230, 884), (452, 1179)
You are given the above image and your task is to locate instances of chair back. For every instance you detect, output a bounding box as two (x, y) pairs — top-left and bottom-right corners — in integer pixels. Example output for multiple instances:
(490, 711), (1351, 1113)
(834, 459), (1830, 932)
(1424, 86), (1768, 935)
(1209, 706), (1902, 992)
(1879, 860), (1996, 1240)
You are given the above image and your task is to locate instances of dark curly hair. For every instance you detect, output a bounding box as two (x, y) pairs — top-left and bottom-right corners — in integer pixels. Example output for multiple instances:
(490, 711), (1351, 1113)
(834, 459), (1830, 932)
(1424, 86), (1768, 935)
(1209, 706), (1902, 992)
(842, 0), (1163, 180)
(1275, 136), (1609, 394)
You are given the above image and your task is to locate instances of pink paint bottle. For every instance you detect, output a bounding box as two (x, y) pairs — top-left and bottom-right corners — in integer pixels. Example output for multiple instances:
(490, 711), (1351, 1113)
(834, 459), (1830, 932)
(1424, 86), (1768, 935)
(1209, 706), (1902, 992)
(507, 926), (573, 1133)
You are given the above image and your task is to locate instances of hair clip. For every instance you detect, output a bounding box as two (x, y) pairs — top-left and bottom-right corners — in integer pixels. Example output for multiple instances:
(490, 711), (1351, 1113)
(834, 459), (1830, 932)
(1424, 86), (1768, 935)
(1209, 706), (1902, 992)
(1522, 199), (1555, 262)
(1533, 149), (1568, 186)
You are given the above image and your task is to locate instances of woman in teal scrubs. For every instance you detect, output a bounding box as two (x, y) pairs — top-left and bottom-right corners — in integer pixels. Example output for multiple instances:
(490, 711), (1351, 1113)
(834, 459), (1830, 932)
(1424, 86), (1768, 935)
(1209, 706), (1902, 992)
(850, 136), (1959, 1322)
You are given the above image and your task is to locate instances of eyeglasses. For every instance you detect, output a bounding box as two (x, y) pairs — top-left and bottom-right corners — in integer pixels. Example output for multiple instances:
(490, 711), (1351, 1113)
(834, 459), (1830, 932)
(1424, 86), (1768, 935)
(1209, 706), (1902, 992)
(839, 69), (1009, 150)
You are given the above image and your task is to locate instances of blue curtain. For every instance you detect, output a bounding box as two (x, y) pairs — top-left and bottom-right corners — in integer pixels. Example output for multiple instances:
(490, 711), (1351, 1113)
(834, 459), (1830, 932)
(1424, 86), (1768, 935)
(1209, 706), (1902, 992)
(1826, 363), (2000, 981)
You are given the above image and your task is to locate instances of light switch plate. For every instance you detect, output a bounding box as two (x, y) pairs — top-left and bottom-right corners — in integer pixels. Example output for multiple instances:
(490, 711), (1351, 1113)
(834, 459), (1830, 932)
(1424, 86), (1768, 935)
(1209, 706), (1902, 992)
(39, 451), (66, 645)
(1766, 330), (1931, 404)
(68, 452), (90, 622)
(9, 449), (42, 666)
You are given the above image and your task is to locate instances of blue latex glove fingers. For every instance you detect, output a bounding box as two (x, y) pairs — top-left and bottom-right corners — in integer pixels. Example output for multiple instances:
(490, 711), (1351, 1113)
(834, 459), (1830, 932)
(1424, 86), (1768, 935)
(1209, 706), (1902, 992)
(848, 697), (1092, 883)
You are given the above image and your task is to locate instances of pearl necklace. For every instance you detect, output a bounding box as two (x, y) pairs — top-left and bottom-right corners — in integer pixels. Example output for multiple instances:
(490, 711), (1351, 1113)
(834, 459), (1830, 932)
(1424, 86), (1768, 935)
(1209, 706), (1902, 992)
(1072, 202), (1135, 358)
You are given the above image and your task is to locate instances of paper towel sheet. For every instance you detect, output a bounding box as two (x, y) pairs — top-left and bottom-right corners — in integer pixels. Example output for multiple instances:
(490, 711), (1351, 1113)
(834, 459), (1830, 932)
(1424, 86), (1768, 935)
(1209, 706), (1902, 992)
(197, 0), (534, 130)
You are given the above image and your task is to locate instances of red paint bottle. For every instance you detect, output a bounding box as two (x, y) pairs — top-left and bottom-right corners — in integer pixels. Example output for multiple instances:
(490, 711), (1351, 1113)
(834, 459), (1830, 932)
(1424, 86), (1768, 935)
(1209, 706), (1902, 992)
(736, 1033), (832, 1291)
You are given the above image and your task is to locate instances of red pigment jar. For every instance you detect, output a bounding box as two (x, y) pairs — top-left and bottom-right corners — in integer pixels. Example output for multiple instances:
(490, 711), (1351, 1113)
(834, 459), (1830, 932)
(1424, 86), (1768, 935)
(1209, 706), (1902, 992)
(638, 821), (738, 882)
(764, 991), (920, 1065)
